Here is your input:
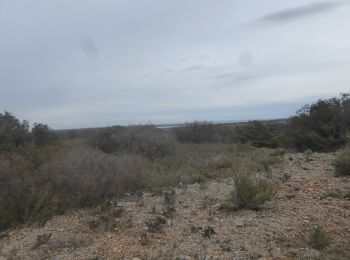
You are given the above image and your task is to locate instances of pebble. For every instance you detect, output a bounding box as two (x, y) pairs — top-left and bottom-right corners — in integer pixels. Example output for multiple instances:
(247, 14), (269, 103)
(234, 219), (244, 227)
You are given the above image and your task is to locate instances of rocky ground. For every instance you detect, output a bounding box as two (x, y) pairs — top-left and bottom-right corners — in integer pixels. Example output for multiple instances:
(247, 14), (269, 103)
(1, 152), (350, 259)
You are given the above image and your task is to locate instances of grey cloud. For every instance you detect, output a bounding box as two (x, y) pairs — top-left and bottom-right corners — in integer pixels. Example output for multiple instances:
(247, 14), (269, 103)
(177, 58), (188, 63)
(196, 54), (209, 61)
(254, 2), (342, 25)
(214, 72), (237, 79)
(0, 0), (349, 128)
(181, 64), (207, 72)
(80, 34), (98, 57)
(163, 69), (175, 73)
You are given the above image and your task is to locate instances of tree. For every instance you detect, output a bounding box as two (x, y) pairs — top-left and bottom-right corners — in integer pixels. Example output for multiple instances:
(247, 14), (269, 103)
(0, 111), (30, 150)
(285, 93), (350, 151)
(32, 123), (57, 147)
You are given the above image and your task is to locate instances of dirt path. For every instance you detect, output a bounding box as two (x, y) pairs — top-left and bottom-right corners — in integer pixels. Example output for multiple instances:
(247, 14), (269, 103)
(1, 153), (350, 259)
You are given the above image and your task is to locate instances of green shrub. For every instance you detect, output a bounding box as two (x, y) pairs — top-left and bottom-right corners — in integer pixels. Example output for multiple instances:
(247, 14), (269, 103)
(334, 146), (350, 176)
(304, 149), (313, 162)
(309, 226), (330, 250)
(223, 173), (273, 211)
(285, 93), (350, 152)
(235, 121), (282, 148)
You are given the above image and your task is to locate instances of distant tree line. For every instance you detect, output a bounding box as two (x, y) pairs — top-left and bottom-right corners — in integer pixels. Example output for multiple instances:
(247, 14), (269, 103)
(0, 111), (57, 151)
(173, 93), (350, 152)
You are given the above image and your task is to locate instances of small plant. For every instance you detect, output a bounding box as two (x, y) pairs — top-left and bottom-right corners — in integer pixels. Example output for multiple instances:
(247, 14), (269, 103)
(223, 173), (273, 211)
(49, 233), (90, 250)
(199, 196), (215, 210)
(86, 199), (125, 232)
(202, 226), (215, 238)
(145, 215), (166, 233)
(309, 226), (330, 250)
(333, 146), (350, 176)
(88, 213), (117, 232)
(189, 224), (202, 234)
(280, 172), (291, 182)
(33, 232), (52, 249)
(220, 240), (232, 252)
(162, 189), (175, 218)
(304, 149), (313, 162)
(69, 233), (90, 249)
(139, 232), (150, 246)
(151, 204), (157, 214)
(321, 188), (343, 199)
(100, 199), (124, 218)
(135, 191), (144, 207)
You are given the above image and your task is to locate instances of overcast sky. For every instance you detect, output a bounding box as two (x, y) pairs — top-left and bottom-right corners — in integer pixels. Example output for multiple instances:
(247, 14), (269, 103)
(1, 0), (350, 129)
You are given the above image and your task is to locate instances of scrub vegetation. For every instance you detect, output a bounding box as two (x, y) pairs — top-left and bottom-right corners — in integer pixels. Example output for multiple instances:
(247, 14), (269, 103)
(0, 93), (349, 234)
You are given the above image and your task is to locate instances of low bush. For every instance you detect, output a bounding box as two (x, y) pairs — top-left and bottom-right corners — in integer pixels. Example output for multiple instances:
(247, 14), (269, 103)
(223, 173), (273, 211)
(235, 121), (282, 148)
(0, 111), (30, 151)
(284, 93), (350, 152)
(92, 125), (176, 160)
(32, 123), (58, 147)
(145, 215), (166, 233)
(304, 149), (313, 162)
(333, 146), (350, 176)
(174, 121), (229, 143)
(309, 226), (330, 250)
(0, 147), (148, 231)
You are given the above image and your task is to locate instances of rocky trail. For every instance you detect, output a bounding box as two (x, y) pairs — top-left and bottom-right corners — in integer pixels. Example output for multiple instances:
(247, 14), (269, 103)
(1, 153), (350, 259)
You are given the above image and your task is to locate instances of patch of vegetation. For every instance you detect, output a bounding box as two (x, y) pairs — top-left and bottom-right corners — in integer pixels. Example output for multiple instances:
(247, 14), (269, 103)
(92, 125), (176, 160)
(199, 196), (216, 210)
(309, 226), (330, 250)
(145, 215), (167, 233)
(0, 147), (146, 231)
(139, 232), (150, 246)
(0, 111), (30, 151)
(48, 233), (91, 250)
(283, 94), (350, 152)
(202, 226), (215, 238)
(162, 189), (176, 218)
(223, 173), (273, 211)
(1, 94), (348, 232)
(33, 233), (52, 249)
(235, 121), (282, 148)
(220, 240), (233, 252)
(174, 121), (230, 143)
(304, 149), (313, 162)
(334, 145), (350, 176)
(32, 123), (58, 147)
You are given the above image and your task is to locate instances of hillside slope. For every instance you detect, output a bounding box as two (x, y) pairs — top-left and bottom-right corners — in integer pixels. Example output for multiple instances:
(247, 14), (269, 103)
(1, 153), (350, 259)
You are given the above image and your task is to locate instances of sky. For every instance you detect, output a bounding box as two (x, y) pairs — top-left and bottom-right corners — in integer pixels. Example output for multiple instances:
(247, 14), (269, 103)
(0, 0), (350, 129)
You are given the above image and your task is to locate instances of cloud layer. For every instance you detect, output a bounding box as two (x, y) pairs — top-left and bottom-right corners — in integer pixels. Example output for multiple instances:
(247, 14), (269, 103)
(255, 2), (342, 24)
(0, 0), (349, 129)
